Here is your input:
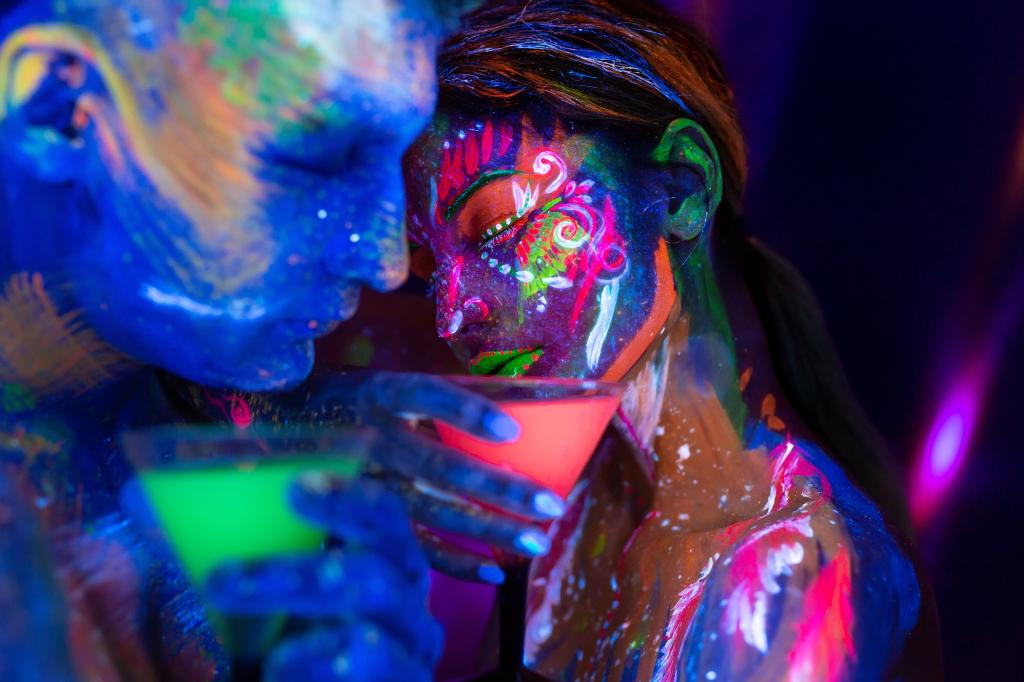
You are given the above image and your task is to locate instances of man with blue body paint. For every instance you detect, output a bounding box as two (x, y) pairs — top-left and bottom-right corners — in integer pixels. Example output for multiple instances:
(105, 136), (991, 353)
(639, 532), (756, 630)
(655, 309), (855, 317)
(0, 2), (561, 679)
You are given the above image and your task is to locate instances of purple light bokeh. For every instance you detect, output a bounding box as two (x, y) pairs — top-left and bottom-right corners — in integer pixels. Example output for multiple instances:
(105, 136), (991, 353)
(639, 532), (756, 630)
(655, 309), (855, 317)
(910, 372), (982, 527)
(910, 261), (1024, 529)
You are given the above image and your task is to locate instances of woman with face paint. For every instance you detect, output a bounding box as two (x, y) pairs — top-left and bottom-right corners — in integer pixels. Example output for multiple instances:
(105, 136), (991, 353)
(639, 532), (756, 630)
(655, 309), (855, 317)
(404, 1), (942, 679)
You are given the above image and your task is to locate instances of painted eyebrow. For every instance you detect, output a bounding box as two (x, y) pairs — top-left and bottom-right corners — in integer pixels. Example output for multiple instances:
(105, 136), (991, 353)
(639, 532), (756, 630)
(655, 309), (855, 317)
(444, 168), (522, 223)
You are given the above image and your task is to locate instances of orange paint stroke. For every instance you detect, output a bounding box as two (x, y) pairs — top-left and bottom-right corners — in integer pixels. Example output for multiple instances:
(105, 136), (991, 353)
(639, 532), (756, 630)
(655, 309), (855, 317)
(602, 239), (676, 381)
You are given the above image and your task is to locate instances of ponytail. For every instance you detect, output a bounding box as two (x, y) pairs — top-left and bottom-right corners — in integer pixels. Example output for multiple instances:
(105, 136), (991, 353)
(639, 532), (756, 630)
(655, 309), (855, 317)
(723, 224), (914, 540)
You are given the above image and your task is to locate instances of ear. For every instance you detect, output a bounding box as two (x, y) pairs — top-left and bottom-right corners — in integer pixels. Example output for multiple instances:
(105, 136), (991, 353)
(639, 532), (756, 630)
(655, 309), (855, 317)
(0, 28), (110, 183)
(650, 118), (723, 241)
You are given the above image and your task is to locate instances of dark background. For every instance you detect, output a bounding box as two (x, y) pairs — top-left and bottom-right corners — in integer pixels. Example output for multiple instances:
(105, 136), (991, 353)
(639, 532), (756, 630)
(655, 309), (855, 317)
(660, 1), (1023, 679)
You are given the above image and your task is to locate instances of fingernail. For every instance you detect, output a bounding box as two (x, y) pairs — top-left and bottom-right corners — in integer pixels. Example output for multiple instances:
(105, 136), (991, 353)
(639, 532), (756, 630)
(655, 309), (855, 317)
(532, 491), (566, 518)
(515, 530), (550, 556)
(486, 411), (520, 441)
(477, 564), (506, 584)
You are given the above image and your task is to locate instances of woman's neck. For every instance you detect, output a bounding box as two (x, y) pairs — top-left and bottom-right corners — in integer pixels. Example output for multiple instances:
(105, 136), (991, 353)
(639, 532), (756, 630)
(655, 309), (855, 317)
(615, 243), (804, 457)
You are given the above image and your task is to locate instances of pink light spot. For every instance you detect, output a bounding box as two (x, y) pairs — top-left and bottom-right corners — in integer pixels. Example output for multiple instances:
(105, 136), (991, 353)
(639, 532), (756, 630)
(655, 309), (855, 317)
(928, 411), (965, 478)
(910, 373), (983, 528)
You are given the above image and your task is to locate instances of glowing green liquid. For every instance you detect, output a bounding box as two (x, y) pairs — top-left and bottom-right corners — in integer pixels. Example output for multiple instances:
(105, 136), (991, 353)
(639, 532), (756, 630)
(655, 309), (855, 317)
(139, 457), (361, 585)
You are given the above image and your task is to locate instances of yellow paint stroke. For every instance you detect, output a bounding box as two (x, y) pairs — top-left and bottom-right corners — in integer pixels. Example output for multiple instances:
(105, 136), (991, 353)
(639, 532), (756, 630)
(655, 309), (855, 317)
(9, 49), (48, 106)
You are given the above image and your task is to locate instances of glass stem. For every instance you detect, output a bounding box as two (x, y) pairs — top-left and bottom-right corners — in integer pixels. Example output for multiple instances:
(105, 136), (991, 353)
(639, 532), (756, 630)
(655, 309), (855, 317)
(496, 562), (530, 679)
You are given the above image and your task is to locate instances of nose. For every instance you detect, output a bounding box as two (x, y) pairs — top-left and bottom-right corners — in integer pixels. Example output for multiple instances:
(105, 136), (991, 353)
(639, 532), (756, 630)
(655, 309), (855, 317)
(439, 297), (491, 338)
(435, 256), (491, 338)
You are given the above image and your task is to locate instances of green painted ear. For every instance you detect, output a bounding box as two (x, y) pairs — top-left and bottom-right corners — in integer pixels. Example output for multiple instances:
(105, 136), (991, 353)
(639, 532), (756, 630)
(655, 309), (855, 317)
(651, 118), (723, 241)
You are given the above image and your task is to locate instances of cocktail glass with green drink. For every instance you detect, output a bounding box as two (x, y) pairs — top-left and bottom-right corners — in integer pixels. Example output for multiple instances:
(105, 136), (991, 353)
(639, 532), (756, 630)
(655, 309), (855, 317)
(120, 424), (373, 658)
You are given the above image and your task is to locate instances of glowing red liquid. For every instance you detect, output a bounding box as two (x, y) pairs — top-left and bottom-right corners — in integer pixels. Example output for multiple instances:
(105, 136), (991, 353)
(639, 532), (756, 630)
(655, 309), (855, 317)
(435, 395), (621, 498)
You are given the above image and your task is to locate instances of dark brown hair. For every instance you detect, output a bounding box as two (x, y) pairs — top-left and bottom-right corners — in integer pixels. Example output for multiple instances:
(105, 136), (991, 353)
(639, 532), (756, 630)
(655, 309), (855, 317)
(438, 0), (914, 537)
(437, 0), (746, 215)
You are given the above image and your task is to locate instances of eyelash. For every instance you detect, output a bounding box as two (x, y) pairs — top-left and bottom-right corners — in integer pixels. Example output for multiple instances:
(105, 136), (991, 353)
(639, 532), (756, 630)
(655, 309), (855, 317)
(480, 215), (524, 249)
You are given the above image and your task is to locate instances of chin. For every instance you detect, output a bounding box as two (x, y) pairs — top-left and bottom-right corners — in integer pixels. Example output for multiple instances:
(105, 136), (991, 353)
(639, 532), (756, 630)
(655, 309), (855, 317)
(172, 339), (316, 392)
(528, 350), (587, 380)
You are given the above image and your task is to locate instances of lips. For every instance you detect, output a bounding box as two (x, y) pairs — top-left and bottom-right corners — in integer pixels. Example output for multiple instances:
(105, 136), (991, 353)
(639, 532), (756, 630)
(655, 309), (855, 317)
(468, 348), (544, 377)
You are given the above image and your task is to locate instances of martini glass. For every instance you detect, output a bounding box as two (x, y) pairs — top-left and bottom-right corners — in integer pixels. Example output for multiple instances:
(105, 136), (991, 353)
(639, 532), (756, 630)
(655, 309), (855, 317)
(119, 423), (372, 663)
(432, 376), (625, 680)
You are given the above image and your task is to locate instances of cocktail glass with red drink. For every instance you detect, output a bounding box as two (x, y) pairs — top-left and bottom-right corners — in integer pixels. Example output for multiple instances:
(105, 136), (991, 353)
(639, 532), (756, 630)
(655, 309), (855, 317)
(432, 376), (625, 680)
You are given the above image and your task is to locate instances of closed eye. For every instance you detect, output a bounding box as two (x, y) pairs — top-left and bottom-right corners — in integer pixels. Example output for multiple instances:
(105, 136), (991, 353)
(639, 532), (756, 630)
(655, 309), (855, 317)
(480, 214), (526, 249)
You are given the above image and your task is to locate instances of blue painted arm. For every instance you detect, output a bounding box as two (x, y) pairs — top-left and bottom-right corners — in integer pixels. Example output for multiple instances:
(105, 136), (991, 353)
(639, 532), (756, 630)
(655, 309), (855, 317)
(0, 468), (76, 682)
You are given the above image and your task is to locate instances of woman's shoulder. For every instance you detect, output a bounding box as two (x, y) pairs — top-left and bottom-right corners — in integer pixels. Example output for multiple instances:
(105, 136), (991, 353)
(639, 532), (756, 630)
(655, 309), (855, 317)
(681, 426), (922, 681)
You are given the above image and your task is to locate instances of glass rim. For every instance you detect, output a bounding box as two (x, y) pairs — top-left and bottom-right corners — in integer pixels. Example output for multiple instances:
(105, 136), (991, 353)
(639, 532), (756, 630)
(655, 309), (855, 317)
(120, 423), (375, 471)
(436, 374), (626, 400)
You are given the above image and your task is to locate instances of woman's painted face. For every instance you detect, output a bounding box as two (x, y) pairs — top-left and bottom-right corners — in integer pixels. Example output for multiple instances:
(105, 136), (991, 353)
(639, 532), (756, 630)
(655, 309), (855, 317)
(1, 0), (452, 389)
(405, 110), (679, 380)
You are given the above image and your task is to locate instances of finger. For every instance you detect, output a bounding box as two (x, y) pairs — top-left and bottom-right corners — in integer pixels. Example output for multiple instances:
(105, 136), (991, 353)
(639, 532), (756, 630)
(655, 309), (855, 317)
(206, 550), (425, 614)
(288, 476), (429, 581)
(414, 525), (505, 584)
(365, 372), (520, 442)
(263, 624), (434, 682)
(206, 551), (440, 664)
(367, 428), (566, 521)
(406, 480), (551, 558)
(290, 472), (528, 578)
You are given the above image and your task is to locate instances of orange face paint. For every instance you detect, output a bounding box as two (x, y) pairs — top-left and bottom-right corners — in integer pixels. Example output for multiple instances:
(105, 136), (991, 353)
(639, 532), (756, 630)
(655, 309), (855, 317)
(601, 238), (677, 381)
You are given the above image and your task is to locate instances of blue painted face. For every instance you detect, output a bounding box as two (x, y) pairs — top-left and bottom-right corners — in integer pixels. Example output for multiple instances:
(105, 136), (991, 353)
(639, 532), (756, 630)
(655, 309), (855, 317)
(0, 1), (452, 390)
